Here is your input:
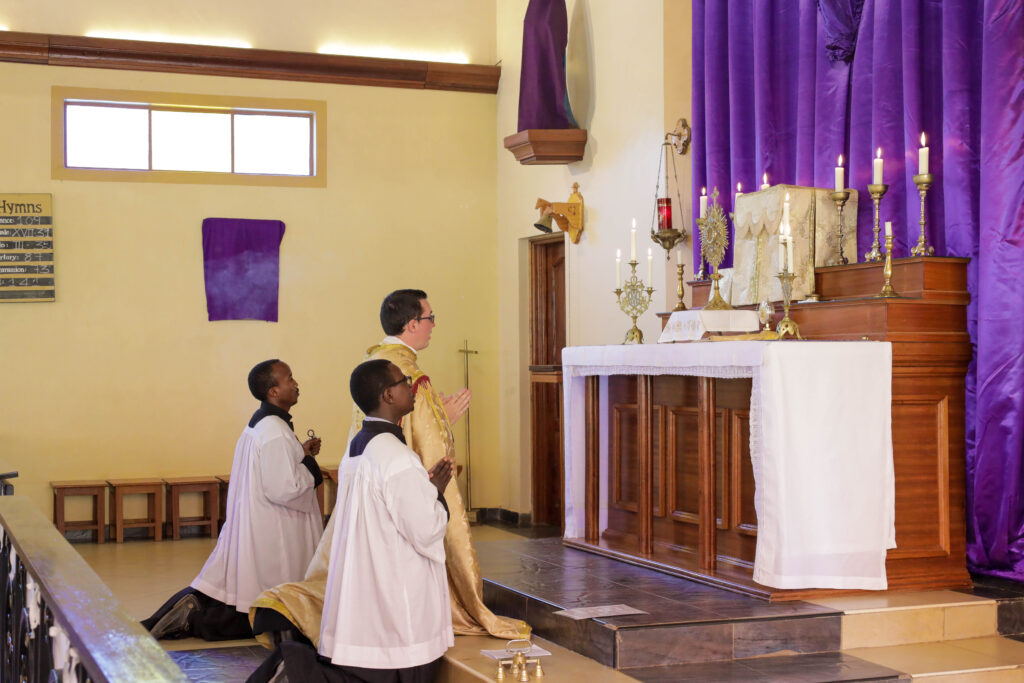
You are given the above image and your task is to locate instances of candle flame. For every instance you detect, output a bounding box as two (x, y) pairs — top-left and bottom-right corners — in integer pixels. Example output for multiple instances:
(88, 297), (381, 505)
(632, 218), (636, 229)
(876, 147), (882, 159)
(648, 247), (653, 257)
(616, 249), (621, 258)
(921, 132), (926, 147)
(701, 187), (706, 196)
(838, 154), (843, 166)
(737, 182), (742, 191)
(785, 192), (790, 201)
(762, 172), (768, 183)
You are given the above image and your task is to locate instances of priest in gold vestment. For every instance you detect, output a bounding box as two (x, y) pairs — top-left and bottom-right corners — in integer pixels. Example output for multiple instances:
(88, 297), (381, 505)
(250, 289), (528, 646)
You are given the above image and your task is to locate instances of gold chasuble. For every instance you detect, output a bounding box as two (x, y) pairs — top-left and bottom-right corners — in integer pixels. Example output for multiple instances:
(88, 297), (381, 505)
(251, 342), (529, 646)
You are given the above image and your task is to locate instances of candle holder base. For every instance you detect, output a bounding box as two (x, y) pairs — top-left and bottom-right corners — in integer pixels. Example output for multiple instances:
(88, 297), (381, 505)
(776, 271), (802, 339)
(864, 184), (888, 263)
(911, 174), (935, 257)
(673, 263), (687, 311)
(877, 233), (900, 298)
(624, 322), (644, 344)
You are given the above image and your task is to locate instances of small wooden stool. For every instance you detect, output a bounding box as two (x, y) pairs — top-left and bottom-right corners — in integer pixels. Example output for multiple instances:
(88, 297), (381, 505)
(51, 480), (108, 543)
(216, 474), (230, 531)
(106, 478), (164, 543)
(164, 476), (220, 540)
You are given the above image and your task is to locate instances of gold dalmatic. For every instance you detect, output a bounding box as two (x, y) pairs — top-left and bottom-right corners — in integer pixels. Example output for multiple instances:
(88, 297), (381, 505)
(251, 342), (529, 647)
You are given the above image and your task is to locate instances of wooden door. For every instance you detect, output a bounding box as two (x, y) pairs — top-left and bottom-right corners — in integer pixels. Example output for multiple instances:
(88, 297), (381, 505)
(529, 236), (566, 526)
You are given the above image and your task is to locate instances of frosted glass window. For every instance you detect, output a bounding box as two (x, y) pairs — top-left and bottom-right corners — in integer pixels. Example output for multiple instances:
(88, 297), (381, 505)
(65, 104), (149, 170)
(151, 110), (232, 172)
(234, 114), (313, 176)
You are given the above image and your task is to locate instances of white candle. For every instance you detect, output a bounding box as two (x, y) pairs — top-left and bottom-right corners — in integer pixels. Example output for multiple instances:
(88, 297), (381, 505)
(786, 230), (794, 273)
(616, 249), (621, 289)
(885, 220), (892, 238)
(676, 244), (684, 265)
(783, 192), (791, 226)
(761, 173), (770, 191)
(699, 188), (707, 218)
(631, 218), (636, 260)
(647, 247), (653, 283)
(873, 148), (883, 184)
(778, 235), (785, 272)
(735, 182), (743, 204)
(835, 154), (844, 192)
(919, 132), (929, 175)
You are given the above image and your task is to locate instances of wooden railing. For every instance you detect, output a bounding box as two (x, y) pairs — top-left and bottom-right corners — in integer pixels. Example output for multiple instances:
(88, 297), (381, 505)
(0, 496), (186, 682)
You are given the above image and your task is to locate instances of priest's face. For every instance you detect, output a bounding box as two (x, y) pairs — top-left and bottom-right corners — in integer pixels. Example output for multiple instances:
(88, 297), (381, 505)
(404, 298), (435, 351)
(268, 362), (300, 408)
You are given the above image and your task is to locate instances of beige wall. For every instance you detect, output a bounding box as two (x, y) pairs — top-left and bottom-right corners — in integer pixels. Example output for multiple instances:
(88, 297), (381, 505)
(0, 0), (496, 63)
(495, 0), (682, 514)
(0, 61), (498, 520)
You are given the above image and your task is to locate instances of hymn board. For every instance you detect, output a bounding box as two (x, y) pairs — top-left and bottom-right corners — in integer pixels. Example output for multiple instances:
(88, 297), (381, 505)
(0, 194), (54, 302)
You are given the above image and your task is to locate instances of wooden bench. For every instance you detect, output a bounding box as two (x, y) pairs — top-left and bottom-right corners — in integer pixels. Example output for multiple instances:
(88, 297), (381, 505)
(51, 480), (107, 543)
(106, 478), (163, 543)
(164, 476), (220, 540)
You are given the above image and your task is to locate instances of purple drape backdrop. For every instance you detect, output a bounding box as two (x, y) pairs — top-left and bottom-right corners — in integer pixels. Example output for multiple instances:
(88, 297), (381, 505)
(692, 0), (1024, 579)
(202, 218), (286, 322)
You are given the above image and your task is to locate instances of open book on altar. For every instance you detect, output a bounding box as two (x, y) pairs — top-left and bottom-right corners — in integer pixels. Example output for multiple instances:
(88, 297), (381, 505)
(729, 185), (858, 306)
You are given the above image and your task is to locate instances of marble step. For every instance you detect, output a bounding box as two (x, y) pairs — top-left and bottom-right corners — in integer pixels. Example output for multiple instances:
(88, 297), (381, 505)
(440, 634), (638, 682)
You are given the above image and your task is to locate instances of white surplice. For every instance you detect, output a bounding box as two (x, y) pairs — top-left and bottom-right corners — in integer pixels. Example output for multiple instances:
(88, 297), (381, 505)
(191, 415), (323, 612)
(319, 431), (452, 669)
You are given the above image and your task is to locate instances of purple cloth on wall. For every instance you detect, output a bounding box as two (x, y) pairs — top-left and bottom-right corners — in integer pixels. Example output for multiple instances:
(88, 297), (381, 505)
(692, 0), (1024, 579)
(202, 218), (286, 322)
(518, 0), (576, 130)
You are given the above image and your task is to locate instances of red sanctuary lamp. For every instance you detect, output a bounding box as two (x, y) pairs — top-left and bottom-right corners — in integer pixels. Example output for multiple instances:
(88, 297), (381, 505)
(650, 138), (687, 256)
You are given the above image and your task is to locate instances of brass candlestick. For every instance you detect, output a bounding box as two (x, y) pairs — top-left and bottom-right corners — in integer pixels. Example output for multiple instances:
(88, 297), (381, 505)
(878, 233), (898, 297)
(615, 259), (655, 344)
(697, 188), (732, 310)
(829, 190), (851, 265)
(911, 173), (935, 256)
(673, 263), (687, 311)
(864, 183), (888, 262)
(775, 271), (801, 339)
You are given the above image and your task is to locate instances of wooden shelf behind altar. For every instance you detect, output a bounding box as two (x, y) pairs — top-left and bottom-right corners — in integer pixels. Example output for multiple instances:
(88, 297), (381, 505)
(567, 257), (971, 601)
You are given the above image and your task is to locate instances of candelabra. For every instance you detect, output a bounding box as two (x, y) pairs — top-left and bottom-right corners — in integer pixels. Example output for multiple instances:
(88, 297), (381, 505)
(697, 188), (732, 310)
(829, 190), (851, 265)
(911, 174), (935, 256)
(615, 259), (655, 344)
(673, 263), (687, 311)
(878, 233), (899, 298)
(864, 183), (888, 262)
(775, 271), (801, 339)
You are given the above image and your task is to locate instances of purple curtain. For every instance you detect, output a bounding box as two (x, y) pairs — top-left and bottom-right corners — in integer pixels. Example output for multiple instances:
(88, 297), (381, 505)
(692, 0), (1024, 579)
(202, 218), (286, 322)
(518, 0), (577, 130)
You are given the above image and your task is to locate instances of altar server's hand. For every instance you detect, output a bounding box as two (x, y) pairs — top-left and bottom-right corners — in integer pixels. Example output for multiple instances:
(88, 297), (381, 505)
(441, 388), (472, 424)
(303, 438), (322, 457)
(428, 457), (454, 494)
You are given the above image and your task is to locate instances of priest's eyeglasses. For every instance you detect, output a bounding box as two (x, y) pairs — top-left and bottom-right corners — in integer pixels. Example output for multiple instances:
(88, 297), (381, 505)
(414, 313), (435, 324)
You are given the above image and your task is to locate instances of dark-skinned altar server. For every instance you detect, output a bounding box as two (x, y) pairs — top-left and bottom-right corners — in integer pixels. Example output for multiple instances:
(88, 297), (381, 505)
(142, 359), (323, 641)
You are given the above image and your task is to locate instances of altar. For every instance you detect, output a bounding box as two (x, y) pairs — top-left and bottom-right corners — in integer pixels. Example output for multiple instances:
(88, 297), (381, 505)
(562, 256), (971, 600)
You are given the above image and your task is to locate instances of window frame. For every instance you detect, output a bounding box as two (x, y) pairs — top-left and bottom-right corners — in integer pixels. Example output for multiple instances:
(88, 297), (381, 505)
(52, 86), (327, 187)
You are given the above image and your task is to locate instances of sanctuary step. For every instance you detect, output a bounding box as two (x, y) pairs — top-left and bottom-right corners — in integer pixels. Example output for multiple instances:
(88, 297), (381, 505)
(478, 536), (1024, 681)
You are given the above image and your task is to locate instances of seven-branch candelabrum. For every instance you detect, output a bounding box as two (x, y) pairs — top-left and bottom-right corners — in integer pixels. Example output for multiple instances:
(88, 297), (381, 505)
(865, 184), (888, 262)
(614, 259), (654, 344)
(911, 174), (935, 256)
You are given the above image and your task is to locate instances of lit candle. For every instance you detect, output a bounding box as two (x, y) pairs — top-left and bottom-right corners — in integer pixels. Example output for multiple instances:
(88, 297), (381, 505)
(761, 173), (770, 191)
(786, 224), (794, 273)
(735, 182), (743, 204)
(647, 247), (653, 283)
(699, 187), (707, 218)
(919, 133), (929, 175)
(873, 148), (883, 184)
(783, 192), (791, 226)
(630, 218), (636, 260)
(616, 249), (621, 289)
(835, 154), (844, 192)
(885, 221), (892, 238)
(778, 233), (785, 272)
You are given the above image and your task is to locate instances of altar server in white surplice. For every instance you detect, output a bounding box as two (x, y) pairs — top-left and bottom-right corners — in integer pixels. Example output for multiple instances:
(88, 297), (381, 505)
(142, 359), (324, 641)
(268, 358), (453, 682)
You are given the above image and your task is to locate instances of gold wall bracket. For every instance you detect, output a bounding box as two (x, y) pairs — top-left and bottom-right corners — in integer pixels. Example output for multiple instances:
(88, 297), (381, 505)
(535, 182), (584, 243)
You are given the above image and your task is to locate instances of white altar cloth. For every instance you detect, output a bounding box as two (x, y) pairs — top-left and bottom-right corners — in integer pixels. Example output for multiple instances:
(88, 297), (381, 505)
(561, 341), (896, 590)
(657, 310), (761, 343)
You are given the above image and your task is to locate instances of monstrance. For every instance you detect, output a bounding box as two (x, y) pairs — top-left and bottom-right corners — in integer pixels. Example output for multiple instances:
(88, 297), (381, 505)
(696, 187), (732, 310)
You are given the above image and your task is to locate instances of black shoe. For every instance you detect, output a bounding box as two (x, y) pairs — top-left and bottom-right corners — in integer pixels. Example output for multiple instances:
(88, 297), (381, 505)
(150, 593), (200, 639)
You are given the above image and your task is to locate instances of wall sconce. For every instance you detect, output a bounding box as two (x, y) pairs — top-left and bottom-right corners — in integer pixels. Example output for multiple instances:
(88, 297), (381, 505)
(534, 182), (584, 243)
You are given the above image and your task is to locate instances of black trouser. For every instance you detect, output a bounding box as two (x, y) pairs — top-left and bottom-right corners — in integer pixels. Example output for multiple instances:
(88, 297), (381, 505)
(141, 587), (253, 641)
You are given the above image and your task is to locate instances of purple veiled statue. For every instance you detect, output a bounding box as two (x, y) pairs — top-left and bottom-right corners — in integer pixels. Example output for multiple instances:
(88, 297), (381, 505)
(517, 0), (578, 131)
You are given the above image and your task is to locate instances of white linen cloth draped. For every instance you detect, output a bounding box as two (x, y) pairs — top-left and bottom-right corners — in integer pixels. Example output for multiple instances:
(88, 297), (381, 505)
(561, 341), (895, 590)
